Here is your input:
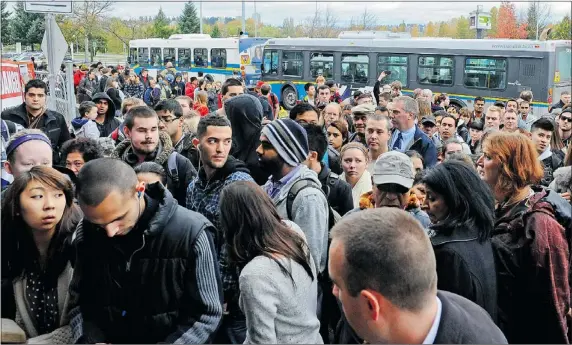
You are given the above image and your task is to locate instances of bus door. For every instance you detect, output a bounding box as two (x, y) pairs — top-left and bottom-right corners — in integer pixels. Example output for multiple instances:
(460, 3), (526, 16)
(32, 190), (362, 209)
(515, 58), (543, 100)
(553, 46), (572, 103)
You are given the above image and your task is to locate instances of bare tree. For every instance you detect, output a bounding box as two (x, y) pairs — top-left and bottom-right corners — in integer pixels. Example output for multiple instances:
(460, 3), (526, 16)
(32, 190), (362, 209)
(282, 17), (296, 37)
(318, 5), (339, 38)
(352, 6), (378, 30)
(526, 1), (552, 39)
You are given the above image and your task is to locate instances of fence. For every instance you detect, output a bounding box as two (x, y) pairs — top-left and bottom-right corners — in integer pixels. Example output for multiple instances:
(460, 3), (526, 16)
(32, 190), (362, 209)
(34, 61), (77, 123)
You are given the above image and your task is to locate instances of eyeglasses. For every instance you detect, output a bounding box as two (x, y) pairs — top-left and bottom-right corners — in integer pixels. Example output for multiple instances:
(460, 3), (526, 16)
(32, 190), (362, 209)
(561, 116), (572, 123)
(159, 116), (178, 124)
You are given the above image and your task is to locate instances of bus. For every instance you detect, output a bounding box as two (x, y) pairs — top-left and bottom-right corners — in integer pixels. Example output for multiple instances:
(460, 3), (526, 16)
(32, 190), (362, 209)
(128, 34), (270, 86)
(260, 32), (572, 115)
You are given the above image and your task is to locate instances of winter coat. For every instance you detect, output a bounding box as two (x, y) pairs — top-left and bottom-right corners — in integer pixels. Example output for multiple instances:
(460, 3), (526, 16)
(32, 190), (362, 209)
(335, 290), (507, 344)
(90, 92), (121, 137)
(340, 170), (372, 209)
(327, 146), (343, 175)
(70, 118), (100, 140)
(171, 80), (186, 97)
(389, 126), (438, 168)
(225, 94), (270, 185)
(549, 166), (572, 194)
(123, 81), (144, 99)
(112, 131), (197, 206)
(317, 163), (353, 217)
(263, 166), (329, 274)
(66, 183), (223, 344)
(540, 149), (564, 186)
(431, 225), (498, 322)
(78, 77), (98, 97)
(1, 103), (71, 163)
(493, 187), (571, 344)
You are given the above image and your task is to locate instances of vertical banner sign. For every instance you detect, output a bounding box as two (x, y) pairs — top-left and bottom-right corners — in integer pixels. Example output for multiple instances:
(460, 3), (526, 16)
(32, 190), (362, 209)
(1, 61), (25, 111)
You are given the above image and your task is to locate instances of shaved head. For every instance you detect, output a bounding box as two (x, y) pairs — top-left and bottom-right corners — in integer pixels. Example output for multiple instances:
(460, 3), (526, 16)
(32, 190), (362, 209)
(76, 158), (138, 206)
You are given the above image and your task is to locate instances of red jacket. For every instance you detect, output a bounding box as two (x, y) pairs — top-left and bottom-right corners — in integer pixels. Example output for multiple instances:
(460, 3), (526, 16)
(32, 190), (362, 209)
(74, 70), (85, 87)
(193, 103), (209, 117)
(185, 83), (196, 99)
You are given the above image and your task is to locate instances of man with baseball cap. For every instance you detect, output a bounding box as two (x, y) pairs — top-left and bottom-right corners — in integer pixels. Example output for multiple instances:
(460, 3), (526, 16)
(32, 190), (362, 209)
(421, 115), (438, 139)
(348, 103), (376, 144)
(372, 151), (431, 228)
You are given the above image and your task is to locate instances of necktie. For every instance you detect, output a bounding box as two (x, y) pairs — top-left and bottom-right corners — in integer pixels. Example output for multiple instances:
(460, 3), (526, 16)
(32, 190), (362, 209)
(393, 132), (403, 151)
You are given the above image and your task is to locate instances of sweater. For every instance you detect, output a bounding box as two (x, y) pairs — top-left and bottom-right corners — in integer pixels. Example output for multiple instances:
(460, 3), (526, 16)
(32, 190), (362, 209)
(239, 223), (322, 344)
(340, 170), (373, 209)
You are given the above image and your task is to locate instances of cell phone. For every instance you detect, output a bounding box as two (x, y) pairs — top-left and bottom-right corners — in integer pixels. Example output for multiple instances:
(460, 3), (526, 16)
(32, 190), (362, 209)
(384, 70), (392, 76)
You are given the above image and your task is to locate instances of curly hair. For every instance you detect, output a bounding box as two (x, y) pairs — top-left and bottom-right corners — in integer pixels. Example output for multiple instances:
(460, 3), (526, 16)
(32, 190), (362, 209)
(60, 138), (104, 164)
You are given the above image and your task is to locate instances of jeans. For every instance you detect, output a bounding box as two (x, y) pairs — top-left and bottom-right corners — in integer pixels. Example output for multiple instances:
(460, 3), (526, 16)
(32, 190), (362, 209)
(214, 314), (246, 344)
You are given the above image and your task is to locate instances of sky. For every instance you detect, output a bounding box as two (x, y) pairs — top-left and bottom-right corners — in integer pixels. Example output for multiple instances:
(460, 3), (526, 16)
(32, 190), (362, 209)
(103, 0), (572, 26)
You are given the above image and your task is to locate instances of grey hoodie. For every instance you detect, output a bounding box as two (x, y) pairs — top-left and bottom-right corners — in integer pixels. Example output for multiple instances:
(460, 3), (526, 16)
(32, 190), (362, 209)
(263, 165), (329, 274)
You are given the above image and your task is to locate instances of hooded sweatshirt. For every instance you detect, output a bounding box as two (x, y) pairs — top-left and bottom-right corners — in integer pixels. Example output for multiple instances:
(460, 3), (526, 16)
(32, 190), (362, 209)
(112, 131), (197, 205)
(90, 92), (121, 137)
(225, 94), (269, 185)
(70, 118), (100, 140)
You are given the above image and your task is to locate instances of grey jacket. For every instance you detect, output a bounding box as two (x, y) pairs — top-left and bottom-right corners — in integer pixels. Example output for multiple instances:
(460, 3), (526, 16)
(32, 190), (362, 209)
(264, 166), (329, 274)
(13, 264), (74, 343)
(549, 166), (572, 194)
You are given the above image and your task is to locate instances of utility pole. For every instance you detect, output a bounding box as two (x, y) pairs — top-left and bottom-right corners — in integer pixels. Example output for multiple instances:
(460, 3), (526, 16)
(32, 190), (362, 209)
(241, 0), (246, 34)
(476, 5), (483, 39)
(200, 1), (203, 34)
(535, 1), (540, 40)
(254, 2), (257, 37)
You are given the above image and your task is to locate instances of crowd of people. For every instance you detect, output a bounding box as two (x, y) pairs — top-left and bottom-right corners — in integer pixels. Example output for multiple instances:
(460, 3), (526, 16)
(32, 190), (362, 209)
(1, 65), (571, 344)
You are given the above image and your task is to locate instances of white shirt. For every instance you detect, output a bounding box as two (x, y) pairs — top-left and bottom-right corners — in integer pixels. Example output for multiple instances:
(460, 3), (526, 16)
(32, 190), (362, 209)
(422, 296), (442, 344)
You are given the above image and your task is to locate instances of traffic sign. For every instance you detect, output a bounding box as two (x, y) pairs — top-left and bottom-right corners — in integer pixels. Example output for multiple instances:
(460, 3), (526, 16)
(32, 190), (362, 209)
(25, 0), (72, 14)
(41, 15), (69, 69)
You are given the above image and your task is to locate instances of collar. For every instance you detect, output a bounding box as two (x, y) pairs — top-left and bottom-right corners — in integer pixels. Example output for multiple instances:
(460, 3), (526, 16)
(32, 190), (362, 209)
(538, 145), (552, 161)
(422, 296), (442, 344)
(399, 125), (416, 136)
(272, 165), (302, 185)
(430, 224), (479, 246)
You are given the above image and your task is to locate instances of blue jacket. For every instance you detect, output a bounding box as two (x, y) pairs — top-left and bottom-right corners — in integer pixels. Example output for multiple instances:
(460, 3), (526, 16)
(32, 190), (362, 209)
(390, 126), (438, 168)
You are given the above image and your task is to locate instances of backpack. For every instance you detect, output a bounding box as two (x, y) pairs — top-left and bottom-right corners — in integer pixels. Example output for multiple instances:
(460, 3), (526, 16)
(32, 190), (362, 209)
(167, 151), (179, 188)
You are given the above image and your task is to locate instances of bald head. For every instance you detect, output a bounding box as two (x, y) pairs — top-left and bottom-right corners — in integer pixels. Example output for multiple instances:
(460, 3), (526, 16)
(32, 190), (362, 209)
(330, 208), (436, 311)
(76, 158), (138, 206)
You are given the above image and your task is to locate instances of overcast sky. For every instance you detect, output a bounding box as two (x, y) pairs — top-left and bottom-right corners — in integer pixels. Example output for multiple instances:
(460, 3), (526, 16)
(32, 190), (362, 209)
(104, 0), (571, 26)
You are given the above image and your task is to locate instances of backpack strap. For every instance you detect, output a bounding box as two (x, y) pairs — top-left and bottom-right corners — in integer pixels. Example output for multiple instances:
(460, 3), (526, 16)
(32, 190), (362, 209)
(286, 178), (323, 220)
(167, 151), (179, 186)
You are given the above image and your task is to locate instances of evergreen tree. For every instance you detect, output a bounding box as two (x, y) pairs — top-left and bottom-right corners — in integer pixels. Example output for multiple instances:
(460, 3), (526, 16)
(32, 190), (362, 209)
(211, 24), (221, 38)
(1, 1), (12, 44)
(178, 2), (200, 34)
(9, 2), (45, 49)
(153, 7), (174, 38)
(550, 14), (571, 40)
(456, 16), (471, 39)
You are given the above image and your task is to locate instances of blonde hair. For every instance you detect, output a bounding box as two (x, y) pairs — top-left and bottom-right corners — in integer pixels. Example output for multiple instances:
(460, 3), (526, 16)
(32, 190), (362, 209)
(182, 111), (201, 134)
(121, 98), (145, 115)
(196, 91), (208, 105)
(340, 142), (369, 161)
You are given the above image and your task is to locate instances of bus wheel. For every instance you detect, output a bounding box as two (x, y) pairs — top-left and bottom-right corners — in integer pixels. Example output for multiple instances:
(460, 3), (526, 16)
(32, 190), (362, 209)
(281, 86), (298, 110)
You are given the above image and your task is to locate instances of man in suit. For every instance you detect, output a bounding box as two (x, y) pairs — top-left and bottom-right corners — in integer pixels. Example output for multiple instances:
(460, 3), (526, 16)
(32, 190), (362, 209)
(330, 208), (507, 344)
(388, 96), (437, 167)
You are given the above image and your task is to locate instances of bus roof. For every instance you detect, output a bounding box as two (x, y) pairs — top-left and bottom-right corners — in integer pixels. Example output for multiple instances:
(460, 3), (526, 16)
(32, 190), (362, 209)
(129, 37), (239, 49)
(264, 37), (571, 53)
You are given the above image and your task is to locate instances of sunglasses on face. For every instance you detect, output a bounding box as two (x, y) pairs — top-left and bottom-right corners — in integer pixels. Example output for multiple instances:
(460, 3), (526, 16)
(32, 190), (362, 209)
(561, 116), (572, 123)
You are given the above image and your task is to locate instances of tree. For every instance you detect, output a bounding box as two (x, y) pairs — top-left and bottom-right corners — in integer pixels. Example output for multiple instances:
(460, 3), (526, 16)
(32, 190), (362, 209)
(398, 21), (406, 32)
(178, 2), (200, 34)
(492, 2), (527, 39)
(438, 21), (447, 37)
(152, 7), (174, 38)
(9, 2), (44, 50)
(410, 24), (420, 37)
(211, 24), (221, 38)
(1, 1), (12, 44)
(72, 1), (113, 61)
(282, 17), (296, 37)
(351, 6), (377, 30)
(526, 1), (551, 39)
(489, 6), (498, 37)
(550, 14), (571, 40)
(456, 16), (471, 39)
(425, 21), (437, 37)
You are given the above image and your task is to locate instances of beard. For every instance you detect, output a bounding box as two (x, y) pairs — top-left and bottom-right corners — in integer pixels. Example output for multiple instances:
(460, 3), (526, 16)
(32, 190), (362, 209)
(133, 141), (158, 155)
(258, 155), (283, 174)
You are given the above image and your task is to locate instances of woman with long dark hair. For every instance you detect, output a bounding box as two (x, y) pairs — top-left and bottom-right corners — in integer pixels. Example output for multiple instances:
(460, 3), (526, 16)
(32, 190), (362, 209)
(220, 181), (322, 344)
(477, 132), (570, 343)
(1, 166), (82, 342)
(421, 161), (498, 321)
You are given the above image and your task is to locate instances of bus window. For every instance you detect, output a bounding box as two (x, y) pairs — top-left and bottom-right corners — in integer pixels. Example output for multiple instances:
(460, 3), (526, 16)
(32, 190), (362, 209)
(418, 55), (454, 86)
(194, 48), (208, 67)
(129, 48), (137, 64)
(150, 48), (162, 67)
(282, 51), (303, 77)
(464, 57), (507, 89)
(341, 54), (369, 84)
(138, 48), (149, 65)
(377, 55), (408, 87)
(163, 48), (176, 65)
(556, 47), (571, 81)
(310, 52), (334, 79)
(178, 48), (192, 69)
(263, 49), (279, 75)
(211, 48), (227, 68)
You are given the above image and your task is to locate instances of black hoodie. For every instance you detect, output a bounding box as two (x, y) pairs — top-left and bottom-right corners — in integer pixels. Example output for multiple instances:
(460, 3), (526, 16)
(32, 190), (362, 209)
(224, 94), (269, 185)
(91, 92), (121, 137)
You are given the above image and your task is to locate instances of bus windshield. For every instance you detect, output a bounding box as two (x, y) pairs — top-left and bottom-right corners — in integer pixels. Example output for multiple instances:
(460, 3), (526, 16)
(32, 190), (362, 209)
(556, 47), (571, 82)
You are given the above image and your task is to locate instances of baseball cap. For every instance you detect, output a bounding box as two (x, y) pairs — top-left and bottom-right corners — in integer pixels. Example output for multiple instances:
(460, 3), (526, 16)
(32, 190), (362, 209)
(421, 116), (437, 126)
(352, 103), (376, 115)
(373, 151), (414, 189)
(256, 81), (265, 89)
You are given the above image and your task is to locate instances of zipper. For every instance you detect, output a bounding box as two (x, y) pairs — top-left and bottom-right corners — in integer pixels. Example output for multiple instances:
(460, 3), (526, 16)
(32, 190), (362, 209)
(125, 234), (146, 272)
